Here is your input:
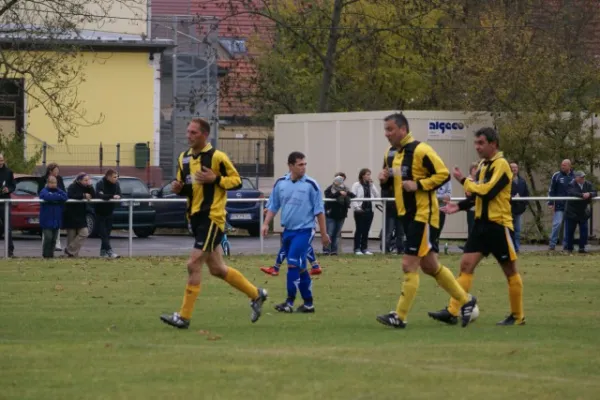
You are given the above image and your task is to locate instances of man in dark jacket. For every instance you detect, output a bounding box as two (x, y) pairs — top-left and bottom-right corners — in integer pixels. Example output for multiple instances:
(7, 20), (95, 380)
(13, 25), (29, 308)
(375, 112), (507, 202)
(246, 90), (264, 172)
(0, 153), (16, 257)
(381, 180), (404, 254)
(565, 171), (596, 253)
(324, 172), (354, 255)
(510, 162), (530, 253)
(95, 169), (121, 258)
(64, 173), (95, 257)
(548, 159), (574, 250)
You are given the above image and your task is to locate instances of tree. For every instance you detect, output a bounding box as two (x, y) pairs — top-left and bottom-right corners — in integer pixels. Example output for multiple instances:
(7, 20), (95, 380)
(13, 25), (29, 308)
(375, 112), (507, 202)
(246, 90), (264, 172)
(0, 133), (41, 173)
(443, 0), (600, 239)
(217, 0), (456, 119)
(0, 1), (146, 142)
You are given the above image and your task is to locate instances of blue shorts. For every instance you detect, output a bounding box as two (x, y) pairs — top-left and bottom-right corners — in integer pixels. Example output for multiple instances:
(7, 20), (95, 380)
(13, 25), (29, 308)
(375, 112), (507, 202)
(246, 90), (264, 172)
(281, 228), (314, 269)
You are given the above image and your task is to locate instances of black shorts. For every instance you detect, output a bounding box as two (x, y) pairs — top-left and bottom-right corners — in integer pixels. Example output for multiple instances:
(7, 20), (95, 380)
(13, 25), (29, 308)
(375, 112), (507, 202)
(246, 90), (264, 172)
(464, 220), (518, 263)
(403, 219), (440, 257)
(190, 213), (223, 252)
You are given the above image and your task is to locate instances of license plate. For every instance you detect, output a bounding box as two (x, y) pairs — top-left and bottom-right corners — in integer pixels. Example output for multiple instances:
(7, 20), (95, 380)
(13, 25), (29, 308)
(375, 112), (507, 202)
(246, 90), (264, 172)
(122, 201), (141, 207)
(230, 213), (252, 220)
(28, 218), (39, 224)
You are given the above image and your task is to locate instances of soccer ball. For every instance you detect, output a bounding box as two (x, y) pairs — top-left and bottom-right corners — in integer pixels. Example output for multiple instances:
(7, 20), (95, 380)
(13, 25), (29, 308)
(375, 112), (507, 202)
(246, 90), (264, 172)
(460, 304), (480, 322)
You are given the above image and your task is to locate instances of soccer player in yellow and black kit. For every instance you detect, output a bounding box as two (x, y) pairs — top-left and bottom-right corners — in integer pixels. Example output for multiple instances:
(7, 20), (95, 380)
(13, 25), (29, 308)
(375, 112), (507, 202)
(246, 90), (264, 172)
(428, 127), (525, 326)
(376, 113), (478, 329)
(160, 118), (267, 329)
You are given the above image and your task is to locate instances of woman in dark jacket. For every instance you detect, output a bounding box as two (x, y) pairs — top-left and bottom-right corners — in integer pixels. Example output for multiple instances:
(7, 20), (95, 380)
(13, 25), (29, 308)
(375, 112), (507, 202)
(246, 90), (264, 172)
(63, 173), (95, 257)
(38, 162), (66, 251)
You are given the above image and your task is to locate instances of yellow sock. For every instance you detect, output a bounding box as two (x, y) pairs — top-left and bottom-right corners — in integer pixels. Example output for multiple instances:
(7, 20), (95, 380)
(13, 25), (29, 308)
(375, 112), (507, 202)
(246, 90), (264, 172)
(179, 283), (201, 320)
(434, 265), (469, 310)
(395, 272), (420, 321)
(224, 267), (259, 299)
(448, 273), (474, 316)
(508, 273), (524, 320)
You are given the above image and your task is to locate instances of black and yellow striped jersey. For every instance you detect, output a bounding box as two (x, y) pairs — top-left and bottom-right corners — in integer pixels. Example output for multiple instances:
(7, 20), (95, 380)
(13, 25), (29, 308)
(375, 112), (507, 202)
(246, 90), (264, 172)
(176, 143), (242, 230)
(384, 133), (450, 228)
(458, 152), (513, 230)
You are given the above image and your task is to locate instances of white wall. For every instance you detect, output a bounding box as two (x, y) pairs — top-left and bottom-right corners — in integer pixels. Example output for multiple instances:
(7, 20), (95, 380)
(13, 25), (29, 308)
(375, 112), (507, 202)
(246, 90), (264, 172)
(273, 110), (494, 239)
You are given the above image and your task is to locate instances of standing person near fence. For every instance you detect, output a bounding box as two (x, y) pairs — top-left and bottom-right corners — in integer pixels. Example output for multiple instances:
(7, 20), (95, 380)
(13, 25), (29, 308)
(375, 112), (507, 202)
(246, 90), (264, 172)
(429, 127), (525, 326)
(160, 118), (268, 330)
(351, 168), (379, 255)
(510, 162), (529, 253)
(38, 163), (66, 252)
(39, 176), (68, 258)
(0, 153), (15, 257)
(548, 159), (574, 251)
(262, 151), (330, 313)
(324, 173), (354, 255)
(375, 113), (477, 329)
(565, 171), (596, 254)
(95, 169), (121, 259)
(63, 173), (94, 257)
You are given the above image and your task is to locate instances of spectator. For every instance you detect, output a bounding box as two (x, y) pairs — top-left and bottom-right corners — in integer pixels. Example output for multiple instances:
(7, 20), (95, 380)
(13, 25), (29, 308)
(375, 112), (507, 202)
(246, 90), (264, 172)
(0, 153), (15, 257)
(548, 159), (574, 250)
(379, 155), (405, 254)
(324, 172), (354, 255)
(95, 169), (122, 259)
(459, 162), (479, 251)
(38, 162), (66, 251)
(39, 176), (68, 258)
(63, 173), (94, 257)
(437, 179), (452, 233)
(351, 168), (379, 255)
(565, 171), (596, 254)
(510, 162), (530, 253)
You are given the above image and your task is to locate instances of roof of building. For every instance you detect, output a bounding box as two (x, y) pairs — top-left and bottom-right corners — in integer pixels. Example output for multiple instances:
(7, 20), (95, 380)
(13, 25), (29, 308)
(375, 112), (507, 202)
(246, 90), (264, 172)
(0, 26), (174, 51)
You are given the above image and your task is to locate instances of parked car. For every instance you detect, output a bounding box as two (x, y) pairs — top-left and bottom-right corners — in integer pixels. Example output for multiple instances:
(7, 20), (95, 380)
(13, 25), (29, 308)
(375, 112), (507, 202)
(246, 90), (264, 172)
(63, 175), (156, 238)
(150, 177), (264, 236)
(3, 174), (44, 235)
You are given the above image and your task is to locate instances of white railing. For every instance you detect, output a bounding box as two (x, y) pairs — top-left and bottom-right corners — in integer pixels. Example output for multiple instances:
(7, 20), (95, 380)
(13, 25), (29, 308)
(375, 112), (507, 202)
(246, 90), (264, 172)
(0, 196), (594, 258)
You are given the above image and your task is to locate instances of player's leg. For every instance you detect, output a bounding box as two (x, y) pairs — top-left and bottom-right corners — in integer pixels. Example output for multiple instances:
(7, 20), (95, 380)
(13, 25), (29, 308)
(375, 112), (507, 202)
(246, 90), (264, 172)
(275, 229), (314, 313)
(160, 246), (208, 329)
(307, 239), (323, 275)
(260, 243), (286, 276)
(296, 231), (315, 311)
(428, 222), (485, 325)
(492, 226), (524, 326)
(274, 230), (297, 312)
(419, 224), (478, 327)
(376, 219), (422, 328)
(206, 249), (268, 323)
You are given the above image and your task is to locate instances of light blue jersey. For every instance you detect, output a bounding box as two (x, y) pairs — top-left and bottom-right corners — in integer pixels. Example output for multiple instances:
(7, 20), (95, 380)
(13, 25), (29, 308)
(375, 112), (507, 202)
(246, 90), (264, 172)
(268, 174), (324, 231)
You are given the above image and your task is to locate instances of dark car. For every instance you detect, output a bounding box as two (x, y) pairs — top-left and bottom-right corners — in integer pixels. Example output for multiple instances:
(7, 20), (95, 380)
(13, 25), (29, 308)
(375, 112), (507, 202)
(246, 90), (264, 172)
(63, 175), (156, 238)
(150, 177), (264, 236)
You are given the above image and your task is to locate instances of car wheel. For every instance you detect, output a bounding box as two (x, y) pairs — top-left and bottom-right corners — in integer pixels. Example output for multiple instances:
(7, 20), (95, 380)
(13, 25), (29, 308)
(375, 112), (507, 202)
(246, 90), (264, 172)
(133, 227), (155, 238)
(86, 214), (96, 237)
(247, 226), (260, 237)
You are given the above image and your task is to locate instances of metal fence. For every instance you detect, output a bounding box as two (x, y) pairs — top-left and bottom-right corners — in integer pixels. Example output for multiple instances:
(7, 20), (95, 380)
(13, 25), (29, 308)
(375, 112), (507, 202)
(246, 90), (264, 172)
(0, 196), (594, 259)
(24, 141), (158, 172)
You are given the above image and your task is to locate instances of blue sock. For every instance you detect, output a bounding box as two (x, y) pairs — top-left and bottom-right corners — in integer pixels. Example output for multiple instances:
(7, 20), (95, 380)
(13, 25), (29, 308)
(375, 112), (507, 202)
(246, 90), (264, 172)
(298, 269), (313, 306)
(286, 267), (300, 305)
(274, 248), (286, 271)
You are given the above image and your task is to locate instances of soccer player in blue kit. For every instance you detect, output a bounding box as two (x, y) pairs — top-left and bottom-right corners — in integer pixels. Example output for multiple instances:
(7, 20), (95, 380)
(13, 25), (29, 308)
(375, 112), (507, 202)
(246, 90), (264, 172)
(262, 151), (330, 313)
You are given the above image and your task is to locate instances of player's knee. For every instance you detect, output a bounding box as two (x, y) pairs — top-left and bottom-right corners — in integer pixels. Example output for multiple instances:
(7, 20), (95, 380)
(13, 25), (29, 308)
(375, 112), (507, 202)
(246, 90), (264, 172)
(501, 262), (517, 278)
(206, 252), (227, 278)
(186, 258), (201, 273)
(459, 258), (476, 274)
(401, 258), (419, 273)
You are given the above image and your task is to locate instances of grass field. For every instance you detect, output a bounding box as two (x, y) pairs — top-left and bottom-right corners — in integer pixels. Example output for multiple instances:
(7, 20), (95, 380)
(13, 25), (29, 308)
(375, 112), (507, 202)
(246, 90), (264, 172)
(1, 252), (600, 400)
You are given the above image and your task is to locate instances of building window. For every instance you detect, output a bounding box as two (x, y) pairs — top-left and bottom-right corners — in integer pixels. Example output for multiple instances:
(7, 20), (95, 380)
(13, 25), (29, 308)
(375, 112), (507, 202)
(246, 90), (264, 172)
(220, 38), (247, 55)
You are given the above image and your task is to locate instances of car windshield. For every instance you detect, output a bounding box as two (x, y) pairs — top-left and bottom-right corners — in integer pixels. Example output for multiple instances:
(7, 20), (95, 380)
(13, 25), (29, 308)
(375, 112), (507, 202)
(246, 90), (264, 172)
(119, 179), (149, 194)
(241, 178), (256, 190)
(15, 179), (39, 196)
